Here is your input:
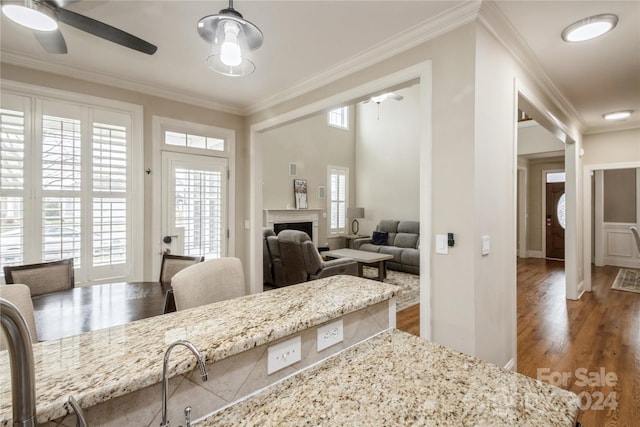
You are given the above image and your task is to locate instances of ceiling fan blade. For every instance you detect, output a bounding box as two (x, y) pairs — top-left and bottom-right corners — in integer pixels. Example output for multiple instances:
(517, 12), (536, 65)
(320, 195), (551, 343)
(53, 7), (157, 55)
(389, 93), (404, 101)
(33, 29), (68, 54)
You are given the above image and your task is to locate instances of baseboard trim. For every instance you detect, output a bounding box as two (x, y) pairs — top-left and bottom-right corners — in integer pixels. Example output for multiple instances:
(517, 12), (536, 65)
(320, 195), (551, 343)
(527, 250), (543, 259)
(504, 358), (515, 371)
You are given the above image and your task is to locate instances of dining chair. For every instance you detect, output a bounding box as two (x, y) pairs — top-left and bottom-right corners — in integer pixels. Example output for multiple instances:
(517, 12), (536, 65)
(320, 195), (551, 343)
(159, 254), (204, 286)
(631, 226), (640, 254)
(0, 284), (38, 350)
(159, 254), (204, 314)
(3, 258), (74, 297)
(171, 257), (246, 311)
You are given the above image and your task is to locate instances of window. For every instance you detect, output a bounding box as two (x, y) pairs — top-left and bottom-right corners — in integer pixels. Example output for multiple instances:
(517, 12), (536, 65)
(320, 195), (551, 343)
(328, 106), (349, 130)
(328, 166), (348, 234)
(165, 130), (224, 151)
(1, 89), (141, 283)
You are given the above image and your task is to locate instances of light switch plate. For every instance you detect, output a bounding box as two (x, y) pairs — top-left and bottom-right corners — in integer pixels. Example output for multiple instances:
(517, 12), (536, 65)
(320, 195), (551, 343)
(317, 319), (343, 352)
(482, 235), (490, 256)
(436, 234), (448, 254)
(267, 336), (301, 375)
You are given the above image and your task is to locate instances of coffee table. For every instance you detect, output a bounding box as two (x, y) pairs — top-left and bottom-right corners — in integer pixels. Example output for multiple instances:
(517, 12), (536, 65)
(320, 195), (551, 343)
(323, 248), (394, 281)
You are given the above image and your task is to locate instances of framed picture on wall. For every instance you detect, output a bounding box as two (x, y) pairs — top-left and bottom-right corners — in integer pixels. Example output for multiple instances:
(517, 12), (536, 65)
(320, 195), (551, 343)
(294, 179), (308, 209)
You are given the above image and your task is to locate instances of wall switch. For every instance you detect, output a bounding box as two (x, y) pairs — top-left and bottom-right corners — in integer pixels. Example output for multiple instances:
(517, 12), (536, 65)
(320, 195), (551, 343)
(481, 235), (490, 256)
(244, 219), (250, 230)
(317, 319), (343, 352)
(267, 336), (301, 375)
(436, 234), (448, 254)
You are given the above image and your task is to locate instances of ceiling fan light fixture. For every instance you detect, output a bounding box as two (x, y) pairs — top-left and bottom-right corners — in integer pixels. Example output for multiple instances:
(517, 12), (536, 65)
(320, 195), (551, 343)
(371, 93), (389, 104)
(2, 1), (58, 32)
(603, 110), (633, 121)
(561, 14), (618, 42)
(197, 0), (263, 77)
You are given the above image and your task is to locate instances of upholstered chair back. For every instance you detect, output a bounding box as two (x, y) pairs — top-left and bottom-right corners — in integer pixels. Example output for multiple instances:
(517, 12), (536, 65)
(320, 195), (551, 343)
(159, 254), (204, 286)
(4, 258), (74, 297)
(0, 284), (37, 350)
(171, 257), (245, 311)
(276, 230), (311, 285)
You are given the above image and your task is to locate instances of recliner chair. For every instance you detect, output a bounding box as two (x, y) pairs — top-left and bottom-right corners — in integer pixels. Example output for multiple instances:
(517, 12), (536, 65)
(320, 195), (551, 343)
(275, 230), (358, 286)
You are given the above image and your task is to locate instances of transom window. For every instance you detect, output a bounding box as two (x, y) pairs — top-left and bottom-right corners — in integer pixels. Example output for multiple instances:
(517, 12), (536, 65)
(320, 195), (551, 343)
(165, 130), (224, 151)
(328, 106), (349, 130)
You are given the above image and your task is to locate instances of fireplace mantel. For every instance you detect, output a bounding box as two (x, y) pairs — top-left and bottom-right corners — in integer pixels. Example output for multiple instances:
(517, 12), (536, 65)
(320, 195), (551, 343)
(263, 209), (322, 246)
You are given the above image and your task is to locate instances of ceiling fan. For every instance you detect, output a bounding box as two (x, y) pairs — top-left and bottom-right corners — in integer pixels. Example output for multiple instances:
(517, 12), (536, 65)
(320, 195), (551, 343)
(362, 92), (404, 104)
(1, 0), (157, 55)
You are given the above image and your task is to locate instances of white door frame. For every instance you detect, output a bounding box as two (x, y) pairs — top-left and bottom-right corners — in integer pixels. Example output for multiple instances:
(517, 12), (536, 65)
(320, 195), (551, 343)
(249, 62), (433, 339)
(517, 165), (528, 259)
(516, 79), (582, 302)
(582, 162), (640, 291)
(150, 116), (236, 281)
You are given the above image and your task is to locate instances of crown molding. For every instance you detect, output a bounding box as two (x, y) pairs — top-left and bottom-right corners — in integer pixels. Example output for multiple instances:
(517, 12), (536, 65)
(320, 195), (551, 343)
(584, 122), (640, 135)
(478, 1), (586, 135)
(242, 0), (482, 116)
(0, 50), (244, 116)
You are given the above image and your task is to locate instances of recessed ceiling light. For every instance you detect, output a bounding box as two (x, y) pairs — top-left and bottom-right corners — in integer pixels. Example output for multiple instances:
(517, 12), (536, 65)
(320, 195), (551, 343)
(561, 14), (618, 42)
(603, 110), (633, 120)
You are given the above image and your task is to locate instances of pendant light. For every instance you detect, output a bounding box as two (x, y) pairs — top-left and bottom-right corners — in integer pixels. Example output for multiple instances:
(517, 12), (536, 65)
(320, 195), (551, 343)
(197, 0), (263, 77)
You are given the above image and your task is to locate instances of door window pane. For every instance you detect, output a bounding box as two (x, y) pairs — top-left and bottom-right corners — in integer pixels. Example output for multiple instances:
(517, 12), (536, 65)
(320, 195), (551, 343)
(175, 168), (223, 258)
(557, 193), (566, 229)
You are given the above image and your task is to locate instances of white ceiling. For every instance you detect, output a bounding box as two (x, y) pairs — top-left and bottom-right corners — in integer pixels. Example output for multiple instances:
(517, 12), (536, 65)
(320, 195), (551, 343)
(1, 1), (638, 134)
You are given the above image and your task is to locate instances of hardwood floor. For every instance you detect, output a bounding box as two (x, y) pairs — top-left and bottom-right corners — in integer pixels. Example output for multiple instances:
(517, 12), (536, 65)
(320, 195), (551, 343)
(396, 303), (419, 336)
(396, 259), (640, 426)
(517, 258), (640, 426)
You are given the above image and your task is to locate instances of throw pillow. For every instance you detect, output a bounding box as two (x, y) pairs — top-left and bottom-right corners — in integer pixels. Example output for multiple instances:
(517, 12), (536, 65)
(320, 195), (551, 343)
(371, 231), (388, 246)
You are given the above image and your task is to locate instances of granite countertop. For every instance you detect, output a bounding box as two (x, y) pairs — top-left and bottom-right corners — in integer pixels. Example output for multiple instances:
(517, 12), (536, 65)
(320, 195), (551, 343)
(199, 329), (580, 426)
(0, 275), (399, 425)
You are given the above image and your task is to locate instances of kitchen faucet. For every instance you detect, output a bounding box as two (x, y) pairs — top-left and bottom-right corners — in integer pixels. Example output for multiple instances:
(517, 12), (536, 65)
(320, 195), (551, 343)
(1, 298), (37, 427)
(160, 340), (208, 427)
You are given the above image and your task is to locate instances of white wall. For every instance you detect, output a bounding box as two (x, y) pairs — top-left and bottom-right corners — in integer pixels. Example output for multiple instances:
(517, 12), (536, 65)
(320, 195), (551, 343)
(355, 85), (420, 234)
(261, 109), (356, 245)
(582, 128), (640, 166)
(517, 122), (565, 156)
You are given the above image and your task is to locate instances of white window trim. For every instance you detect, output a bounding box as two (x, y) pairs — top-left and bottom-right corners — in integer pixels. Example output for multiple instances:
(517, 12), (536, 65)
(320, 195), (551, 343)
(0, 79), (144, 283)
(327, 165), (349, 236)
(151, 116), (236, 279)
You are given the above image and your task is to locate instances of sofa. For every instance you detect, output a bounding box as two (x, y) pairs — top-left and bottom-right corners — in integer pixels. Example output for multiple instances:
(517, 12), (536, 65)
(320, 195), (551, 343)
(353, 220), (419, 274)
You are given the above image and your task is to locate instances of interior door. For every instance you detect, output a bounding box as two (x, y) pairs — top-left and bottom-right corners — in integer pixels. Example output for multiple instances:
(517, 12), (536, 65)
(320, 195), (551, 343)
(161, 152), (228, 259)
(546, 181), (566, 259)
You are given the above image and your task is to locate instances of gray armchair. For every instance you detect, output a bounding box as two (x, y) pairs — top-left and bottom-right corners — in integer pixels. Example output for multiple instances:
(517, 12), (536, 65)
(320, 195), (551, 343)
(263, 228), (286, 287)
(276, 230), (358, 286)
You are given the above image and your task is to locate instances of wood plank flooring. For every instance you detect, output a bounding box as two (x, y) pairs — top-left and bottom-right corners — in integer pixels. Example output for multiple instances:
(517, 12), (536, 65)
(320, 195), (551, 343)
(396, 259), (640, 426)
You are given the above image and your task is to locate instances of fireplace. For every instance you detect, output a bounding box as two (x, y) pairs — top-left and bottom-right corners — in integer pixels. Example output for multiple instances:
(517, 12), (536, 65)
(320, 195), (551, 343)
(263, 209), (322, 246)
(274, 221), (313, 240)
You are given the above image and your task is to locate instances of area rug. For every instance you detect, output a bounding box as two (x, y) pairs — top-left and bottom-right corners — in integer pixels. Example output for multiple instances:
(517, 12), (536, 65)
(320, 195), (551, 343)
(611, 268), (640, 294)
(362, 266), (420, 311)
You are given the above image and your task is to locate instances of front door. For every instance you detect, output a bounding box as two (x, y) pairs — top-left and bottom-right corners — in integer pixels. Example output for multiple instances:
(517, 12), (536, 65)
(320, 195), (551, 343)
(546, 181), (565, 259)
(161, 152), (228, 259)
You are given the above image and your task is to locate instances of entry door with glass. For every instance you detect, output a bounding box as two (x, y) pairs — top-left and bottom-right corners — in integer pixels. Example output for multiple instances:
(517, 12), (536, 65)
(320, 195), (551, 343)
(161, 152), (228, 259)
(546, 172), (566, 260)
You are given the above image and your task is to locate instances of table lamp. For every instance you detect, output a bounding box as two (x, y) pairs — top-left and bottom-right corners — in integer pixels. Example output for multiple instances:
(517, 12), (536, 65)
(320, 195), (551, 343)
(347, 207), (365, 235)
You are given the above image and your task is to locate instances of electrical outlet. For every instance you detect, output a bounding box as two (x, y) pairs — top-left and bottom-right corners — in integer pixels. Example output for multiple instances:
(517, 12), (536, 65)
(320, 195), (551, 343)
(267, 336), (301, 375)
(317, 319), (343, 352)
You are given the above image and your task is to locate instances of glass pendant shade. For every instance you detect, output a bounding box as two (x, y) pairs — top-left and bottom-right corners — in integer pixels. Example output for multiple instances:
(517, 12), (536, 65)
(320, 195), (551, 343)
(2, 1), (58, 31)
(198, 2), (263, 77)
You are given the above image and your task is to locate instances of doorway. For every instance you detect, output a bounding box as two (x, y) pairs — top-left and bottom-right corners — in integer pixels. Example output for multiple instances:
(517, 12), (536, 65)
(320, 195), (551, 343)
(545, 172), (566, 260)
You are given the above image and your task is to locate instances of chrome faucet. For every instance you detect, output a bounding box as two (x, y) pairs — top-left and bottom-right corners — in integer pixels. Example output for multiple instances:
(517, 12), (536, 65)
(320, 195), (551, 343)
(160, 340), (208, 427)
(0, 298), (37, 427)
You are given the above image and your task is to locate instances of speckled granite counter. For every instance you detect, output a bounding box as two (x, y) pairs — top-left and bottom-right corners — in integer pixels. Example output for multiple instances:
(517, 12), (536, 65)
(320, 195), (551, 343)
(0, 275), (399, 425)
(198, 329), (580, 426)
